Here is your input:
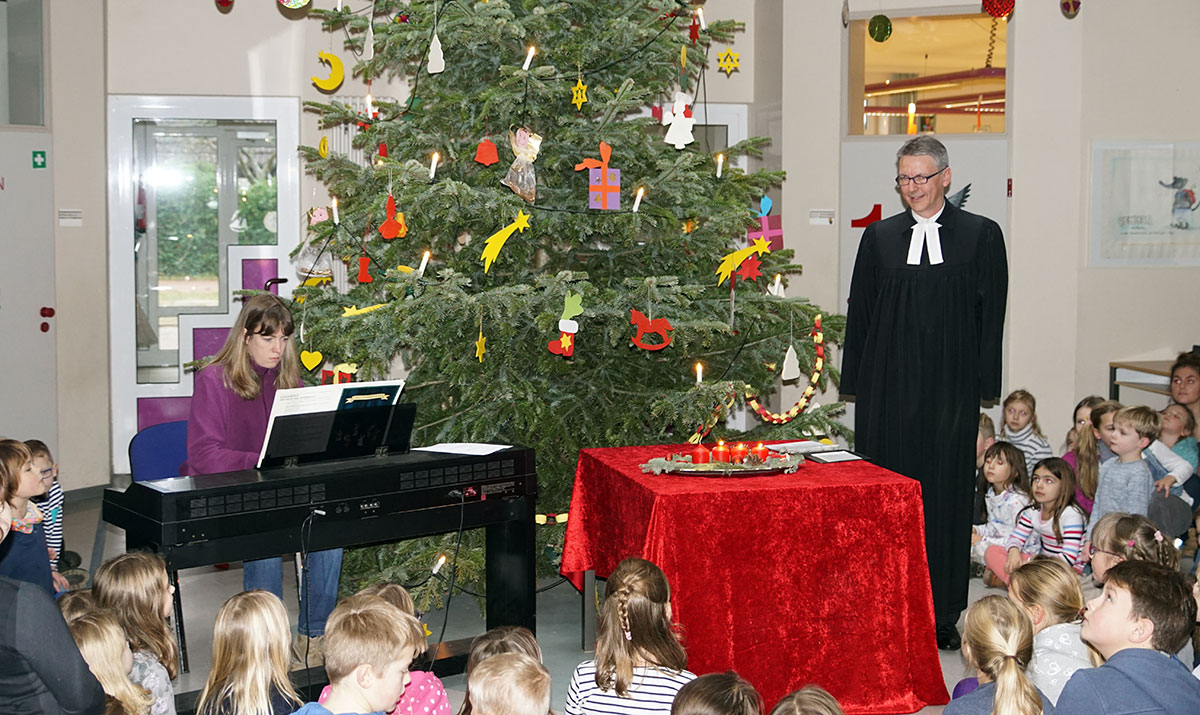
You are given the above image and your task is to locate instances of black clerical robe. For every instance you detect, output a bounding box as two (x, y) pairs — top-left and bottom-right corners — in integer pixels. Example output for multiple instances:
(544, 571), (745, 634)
(841, 200), (1007, 625)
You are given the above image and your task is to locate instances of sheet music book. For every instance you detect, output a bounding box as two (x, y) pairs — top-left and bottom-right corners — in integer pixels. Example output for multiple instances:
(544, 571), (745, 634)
(256, 379), (406, 468)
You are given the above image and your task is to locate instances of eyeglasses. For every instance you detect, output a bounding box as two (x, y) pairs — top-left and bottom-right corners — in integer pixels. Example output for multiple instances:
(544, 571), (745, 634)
(895, 167), (947, 186)
(1087, 544), (1122, 559)
(39, 467), (54, 481)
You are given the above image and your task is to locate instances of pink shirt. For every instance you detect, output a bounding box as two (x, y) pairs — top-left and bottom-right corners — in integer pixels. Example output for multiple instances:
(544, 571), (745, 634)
(318, 671), (451, 715)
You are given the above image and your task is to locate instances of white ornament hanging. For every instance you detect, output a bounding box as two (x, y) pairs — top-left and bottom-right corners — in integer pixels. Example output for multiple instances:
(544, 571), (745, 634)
(363, 22), (375, 61)
(428, 32), (445, 74)
(662, 92), (696, 150)
(781, 344), (801, 381)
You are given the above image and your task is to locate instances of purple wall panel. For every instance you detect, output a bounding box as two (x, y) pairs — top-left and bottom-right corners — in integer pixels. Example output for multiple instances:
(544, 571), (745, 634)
(242, 258), (280, 294)
(193, 327), (228, 362)
(137, 396), (192, 431)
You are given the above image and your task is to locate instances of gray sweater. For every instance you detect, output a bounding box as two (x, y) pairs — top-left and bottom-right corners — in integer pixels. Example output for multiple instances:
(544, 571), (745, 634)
(1088, 457), (1153, 539)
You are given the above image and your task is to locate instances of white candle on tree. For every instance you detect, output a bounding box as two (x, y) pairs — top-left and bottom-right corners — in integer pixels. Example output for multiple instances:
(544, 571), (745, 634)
(522, 46), (536, 71)
(429, 152), (439, 180)
(632, 186), (644, 213)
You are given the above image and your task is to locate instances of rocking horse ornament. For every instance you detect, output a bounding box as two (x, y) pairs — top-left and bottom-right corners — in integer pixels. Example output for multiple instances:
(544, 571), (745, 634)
(630, 309), (673, 351)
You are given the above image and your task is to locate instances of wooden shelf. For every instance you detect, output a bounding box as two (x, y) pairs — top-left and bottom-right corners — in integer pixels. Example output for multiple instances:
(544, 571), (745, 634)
(1109, 360), (1175, 401)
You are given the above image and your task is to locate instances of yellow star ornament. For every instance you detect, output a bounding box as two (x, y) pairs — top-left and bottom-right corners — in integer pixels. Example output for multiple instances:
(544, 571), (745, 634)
(571, 78), (588, 111)
(717, 48), (740, 76)
(475, 329), (487, 362)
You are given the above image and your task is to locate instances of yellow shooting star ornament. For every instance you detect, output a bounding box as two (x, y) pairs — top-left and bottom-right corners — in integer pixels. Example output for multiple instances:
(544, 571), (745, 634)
(479, 210), (531, 273)
(571, 78), (588, 111)
(475, 329), (487, 362)
(717, 48), (740, 76)
(715, 237), (771, 286)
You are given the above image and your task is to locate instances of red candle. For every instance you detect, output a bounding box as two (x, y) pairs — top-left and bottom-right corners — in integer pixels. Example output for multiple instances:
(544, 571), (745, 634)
(730, 442), (749, 463)
(750, 442), (770, 461)
(690, 444), (711, 464)
(711, 440), (731, 463)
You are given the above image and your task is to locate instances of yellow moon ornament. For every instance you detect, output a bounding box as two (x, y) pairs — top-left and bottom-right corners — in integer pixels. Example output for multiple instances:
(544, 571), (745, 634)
(312, 51), (345, 92)
(318, 136), (329, 158)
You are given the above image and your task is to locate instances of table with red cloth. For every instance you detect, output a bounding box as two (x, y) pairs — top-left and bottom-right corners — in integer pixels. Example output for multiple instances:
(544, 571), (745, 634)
(560, 444), (949, 715)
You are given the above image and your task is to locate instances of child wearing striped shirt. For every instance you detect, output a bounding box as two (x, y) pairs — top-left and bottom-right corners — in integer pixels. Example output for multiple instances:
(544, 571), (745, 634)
(25, 440), (67, 593)
(565, 558), (695, 715)
(986, 457), (1087, 585)
(999, 390), (1053, 476)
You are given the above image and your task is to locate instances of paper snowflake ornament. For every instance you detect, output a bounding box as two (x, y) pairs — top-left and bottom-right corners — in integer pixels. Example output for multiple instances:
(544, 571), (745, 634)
(428, 32), (445, 74)
(571, 78), (588, 110)
(747, 196), (783, 251)
(662, 92), (696, 150)
(573, 142), (620, 210)
(717, 48), (740, 76)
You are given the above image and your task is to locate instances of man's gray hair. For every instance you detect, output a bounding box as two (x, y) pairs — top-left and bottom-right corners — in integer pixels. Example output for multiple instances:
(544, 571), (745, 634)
(897, 136), (949, 170)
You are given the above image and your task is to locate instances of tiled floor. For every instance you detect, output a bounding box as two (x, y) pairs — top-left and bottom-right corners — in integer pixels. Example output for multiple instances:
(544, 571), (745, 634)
(67, 491), (997, 715)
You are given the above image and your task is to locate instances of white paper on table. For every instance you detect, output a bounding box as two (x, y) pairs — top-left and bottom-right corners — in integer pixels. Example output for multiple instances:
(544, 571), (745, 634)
(807, 450), (862, 463)
(771, 440), (841, 455)
(257, 379), (405, 467)
(413, 442), (513, 456)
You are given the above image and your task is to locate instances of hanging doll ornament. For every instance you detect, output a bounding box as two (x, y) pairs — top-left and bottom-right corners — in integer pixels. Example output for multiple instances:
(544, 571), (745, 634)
(573, 142), (620, 210)
(379, 195), (407, 239)
(500, 128), (543, 203)
(662, 92), (696, 150)
(548, 292), (585, 358)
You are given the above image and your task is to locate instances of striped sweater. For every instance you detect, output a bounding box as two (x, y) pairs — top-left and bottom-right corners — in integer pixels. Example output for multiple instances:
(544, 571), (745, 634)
(565, 660), (696, 715)
(1005, 503), (1087, 566)
(30, 479), (63, 570)
(1000, 423), (1054, 475)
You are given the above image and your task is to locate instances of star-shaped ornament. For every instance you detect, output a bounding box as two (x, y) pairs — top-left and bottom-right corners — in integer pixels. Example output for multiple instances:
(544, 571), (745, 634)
(571, 78), (588, 111)
(717, 48), (740, 76)
(736, 254), (763, 283)
(475, 330), (487, 362)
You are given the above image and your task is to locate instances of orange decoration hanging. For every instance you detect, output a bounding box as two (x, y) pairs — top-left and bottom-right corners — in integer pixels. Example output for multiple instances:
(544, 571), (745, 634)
(379, 195), (407, 239)
(357, 255), (373, 283)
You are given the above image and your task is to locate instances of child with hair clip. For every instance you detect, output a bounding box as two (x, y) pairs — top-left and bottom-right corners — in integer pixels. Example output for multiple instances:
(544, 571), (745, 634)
(196, 591), (301, 715)
(1000, 390), (1053, 476)
(460, 626), (543, 715)
(69, 611), (156, 715)
(93, 551), (179, 715)
(318, 582), (451, 715)
(1085, 512), (1179, 586)
(972, 442), (1031, 587)
(768, 686), (844, 715)
(946, 595), (1050, 715)
(988, 457), (1087, 586)
(565, 557), (696, 715)
(1008, 559), (1097, 705)
(1062, 397), (1107, 514)
(671, 672), (762, 715)
(0, 439), (54, 594)
(467, 653), (551, 715)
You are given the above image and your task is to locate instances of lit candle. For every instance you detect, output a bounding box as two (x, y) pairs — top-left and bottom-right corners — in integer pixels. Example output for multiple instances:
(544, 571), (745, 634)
(731, 442), (750, 463)
(632, 186), (644, 213)
(716, 153), (724, 179)
(331, 197), (339, 225)
(417, 250), (430, 277)
(695, 362), (702, 384)
(696, 7), (707, 31)
(711, 440), (731, 463)
(768, 274), (783, 297)
(365, 93), (375, 117)
(522, 46), (536, 71)
(690, 444), (711, 465)
(336, 0), (342, 9)
(750, 442), (770, 461)
(429, 152), (439, 180)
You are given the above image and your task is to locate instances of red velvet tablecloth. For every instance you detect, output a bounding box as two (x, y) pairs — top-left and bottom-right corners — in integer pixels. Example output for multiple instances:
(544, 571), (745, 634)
(560, 444), (949, 714)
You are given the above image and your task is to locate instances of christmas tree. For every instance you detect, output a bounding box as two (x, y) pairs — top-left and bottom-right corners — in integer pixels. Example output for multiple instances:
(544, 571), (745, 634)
(297, 0), (846, 606)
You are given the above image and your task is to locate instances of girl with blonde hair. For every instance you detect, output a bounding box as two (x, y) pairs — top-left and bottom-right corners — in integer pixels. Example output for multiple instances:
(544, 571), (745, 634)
(460, 626), (543, 715)
(183, 293), (341, 664)
(565, 557), (695, 715)
(1007, 559), (1096, 705)
(946, 595), (1048, 715)
(93, 551), (179, 715)
(69, 611), (155, 715)
(768, 686), (844, 715)
(1087, 512), (1179, 585)
(999, 390), (1053, 476)
(196, 591), (301, 715)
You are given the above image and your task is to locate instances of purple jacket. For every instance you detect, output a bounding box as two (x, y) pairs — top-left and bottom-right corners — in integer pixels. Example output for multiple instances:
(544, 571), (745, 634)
(183, 362), (280, 476)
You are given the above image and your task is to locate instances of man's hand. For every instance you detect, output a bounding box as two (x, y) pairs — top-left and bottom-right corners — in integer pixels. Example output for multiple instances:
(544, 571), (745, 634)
(1155, 475), (1176, 495)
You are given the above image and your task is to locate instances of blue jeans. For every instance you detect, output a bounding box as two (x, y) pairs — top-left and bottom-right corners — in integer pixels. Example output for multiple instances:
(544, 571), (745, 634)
(243, 549), (343, 637)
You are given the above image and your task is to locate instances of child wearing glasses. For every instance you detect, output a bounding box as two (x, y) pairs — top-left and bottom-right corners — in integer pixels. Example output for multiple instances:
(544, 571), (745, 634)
(25, 439), (69, 592)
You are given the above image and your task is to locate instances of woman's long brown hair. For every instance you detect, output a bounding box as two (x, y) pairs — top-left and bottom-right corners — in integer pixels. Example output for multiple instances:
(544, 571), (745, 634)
(207, 293), (300, 400)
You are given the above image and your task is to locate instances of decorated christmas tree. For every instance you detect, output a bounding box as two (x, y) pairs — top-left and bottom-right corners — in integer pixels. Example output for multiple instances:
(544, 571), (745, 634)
(296, 0), (846, 605)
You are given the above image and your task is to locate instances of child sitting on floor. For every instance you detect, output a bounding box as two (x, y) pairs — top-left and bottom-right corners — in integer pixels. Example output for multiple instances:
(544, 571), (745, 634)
(1000, 390), (1053, 476)
(69, 611), (155, 715)
(1056, 561), (1200, 714)
(467, 653), (550, 715)
(1088, 407), (1160, 537)
(972, 442), (1031, 587)
(769, 686), (844, 715)
(946, 595), (1050, 715)
(671, 672), (762, 715)
(196, 590), (302, 715)
(460, 626), (542, 715)
(565, 557), (696, 715)
(25, 439), (69, 592)
(989, 457), (1087, 586)
(973, 414), (998, 529)
(292, 595), (426, 715)
(1062, 396), (1107, 514)
(1008, 558), (1096, 705)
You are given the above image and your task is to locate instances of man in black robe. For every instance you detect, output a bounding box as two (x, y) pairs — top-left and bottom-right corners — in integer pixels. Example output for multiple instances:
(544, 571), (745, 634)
(841, 136), (1007, 650)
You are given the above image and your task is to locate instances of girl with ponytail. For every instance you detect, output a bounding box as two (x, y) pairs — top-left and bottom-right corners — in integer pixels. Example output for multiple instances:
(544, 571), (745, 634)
(565, 557), (695, 715)
(946, 595), (1049, 715)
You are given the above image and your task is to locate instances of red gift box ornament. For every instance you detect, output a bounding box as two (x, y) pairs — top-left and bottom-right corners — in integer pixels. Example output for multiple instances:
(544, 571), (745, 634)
(747, 195), (783, 251)
(573, 142), (621, 211)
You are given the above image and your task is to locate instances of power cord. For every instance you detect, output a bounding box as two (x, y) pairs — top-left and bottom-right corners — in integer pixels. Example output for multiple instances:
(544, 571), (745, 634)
(299, 508), (325, 695)
(425, 489), (467, 670)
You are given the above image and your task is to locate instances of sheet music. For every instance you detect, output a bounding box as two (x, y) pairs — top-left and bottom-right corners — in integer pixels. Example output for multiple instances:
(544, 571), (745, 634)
(256, 379), (405, 468)
(413, 442), (513, 456)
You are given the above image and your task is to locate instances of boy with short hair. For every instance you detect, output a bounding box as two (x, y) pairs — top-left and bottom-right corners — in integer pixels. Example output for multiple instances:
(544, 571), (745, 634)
(292, 595), (426, 715)
(468, 652), (550, 715)
(1087, 406), (1160, 538)
(1056, 560), (1200, 714)
(24, 440), (68, 592)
